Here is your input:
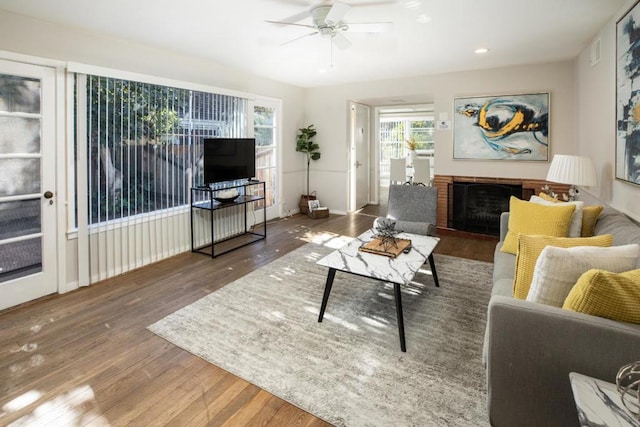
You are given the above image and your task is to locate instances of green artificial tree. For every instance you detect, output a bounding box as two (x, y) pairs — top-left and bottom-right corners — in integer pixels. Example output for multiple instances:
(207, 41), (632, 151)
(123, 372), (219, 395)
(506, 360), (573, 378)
(296, 124), (321, 197)
(295, 124), (321, 214)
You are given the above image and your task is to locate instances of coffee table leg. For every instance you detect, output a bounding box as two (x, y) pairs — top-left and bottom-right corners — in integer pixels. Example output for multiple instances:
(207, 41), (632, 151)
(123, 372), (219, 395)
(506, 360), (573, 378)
(318, 268), (337, 322)
(428, 254), (440, 288)
(394, 283), (407, 352)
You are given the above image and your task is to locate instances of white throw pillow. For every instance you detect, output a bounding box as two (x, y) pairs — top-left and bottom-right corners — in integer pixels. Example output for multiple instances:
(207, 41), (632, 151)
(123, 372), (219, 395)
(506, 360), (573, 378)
(526, 244), (640, 307)
(529, 195), (583, 237)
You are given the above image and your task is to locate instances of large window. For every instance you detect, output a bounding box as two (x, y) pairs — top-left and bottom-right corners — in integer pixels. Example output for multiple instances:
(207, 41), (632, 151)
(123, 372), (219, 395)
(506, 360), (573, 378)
(85, 75), (247, 224)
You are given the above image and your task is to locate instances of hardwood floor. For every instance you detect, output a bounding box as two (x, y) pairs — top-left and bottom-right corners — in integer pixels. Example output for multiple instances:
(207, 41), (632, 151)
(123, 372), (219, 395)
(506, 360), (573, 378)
(0, 209), (496, 426)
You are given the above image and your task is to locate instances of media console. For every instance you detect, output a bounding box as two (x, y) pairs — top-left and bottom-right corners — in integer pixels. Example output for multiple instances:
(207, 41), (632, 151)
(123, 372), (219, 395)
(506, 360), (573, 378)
(190, 180), (266, 258)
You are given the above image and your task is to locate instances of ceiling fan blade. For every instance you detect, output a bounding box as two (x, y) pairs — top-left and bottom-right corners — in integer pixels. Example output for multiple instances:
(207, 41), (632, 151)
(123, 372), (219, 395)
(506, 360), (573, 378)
(281, 31), (319, 46)
(332, 32), (352, 50)
(266, 20), (316, 29)
(269, 0), (311, 6)
(275, 10), (312, 24)
(325, 1), (351, 25)
(344, 22), (393, 32)
(349, 0), (396, 6)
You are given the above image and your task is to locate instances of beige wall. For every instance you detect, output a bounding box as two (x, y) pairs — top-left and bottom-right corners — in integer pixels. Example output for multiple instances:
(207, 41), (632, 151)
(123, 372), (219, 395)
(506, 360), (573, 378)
(304, 61), (576, 212)
(576, 0), (640, 220)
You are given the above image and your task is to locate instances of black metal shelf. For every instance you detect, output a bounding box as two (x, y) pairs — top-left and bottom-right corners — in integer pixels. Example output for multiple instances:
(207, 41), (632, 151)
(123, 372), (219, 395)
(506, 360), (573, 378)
(190, 181), (266, 258)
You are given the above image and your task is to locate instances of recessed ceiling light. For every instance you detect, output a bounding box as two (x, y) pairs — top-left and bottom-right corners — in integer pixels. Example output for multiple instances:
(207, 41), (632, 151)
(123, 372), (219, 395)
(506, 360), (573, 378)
(475, 48), (490, 54)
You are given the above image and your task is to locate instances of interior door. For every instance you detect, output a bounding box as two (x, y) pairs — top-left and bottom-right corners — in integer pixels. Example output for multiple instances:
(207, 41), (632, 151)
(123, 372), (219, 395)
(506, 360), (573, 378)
(0, 59), (57, 311)
(350, 102), (370, 210)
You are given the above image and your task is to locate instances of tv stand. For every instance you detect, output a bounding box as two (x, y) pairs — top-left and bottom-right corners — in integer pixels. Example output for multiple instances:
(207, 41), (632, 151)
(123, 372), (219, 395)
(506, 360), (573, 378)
(190, 180), (266, 258)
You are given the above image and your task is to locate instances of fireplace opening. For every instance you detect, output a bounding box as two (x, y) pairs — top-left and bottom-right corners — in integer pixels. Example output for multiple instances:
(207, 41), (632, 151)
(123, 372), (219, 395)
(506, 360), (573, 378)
(448, 182), (522, 236)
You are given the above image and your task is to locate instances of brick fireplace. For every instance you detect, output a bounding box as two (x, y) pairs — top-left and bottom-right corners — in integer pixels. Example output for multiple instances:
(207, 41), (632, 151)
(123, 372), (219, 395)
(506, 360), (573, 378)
(433, 175), (570, 236)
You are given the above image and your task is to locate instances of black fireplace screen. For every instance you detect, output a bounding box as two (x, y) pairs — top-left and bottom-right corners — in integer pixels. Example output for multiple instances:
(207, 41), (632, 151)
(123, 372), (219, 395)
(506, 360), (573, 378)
(448, 182), (522, 236)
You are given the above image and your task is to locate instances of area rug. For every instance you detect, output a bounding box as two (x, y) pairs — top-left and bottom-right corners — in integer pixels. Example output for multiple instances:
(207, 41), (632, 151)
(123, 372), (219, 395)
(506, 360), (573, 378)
(148, 236), (493, 426)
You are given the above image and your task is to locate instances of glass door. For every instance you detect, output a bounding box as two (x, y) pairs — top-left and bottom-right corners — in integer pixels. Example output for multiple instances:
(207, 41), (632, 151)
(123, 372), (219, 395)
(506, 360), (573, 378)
(0, 60), (57, 310)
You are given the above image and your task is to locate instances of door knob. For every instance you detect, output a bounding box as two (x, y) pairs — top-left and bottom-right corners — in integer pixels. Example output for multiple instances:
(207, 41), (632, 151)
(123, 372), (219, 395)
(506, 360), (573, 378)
(43, 191), (54, 199)
(355, 161), (362, 168)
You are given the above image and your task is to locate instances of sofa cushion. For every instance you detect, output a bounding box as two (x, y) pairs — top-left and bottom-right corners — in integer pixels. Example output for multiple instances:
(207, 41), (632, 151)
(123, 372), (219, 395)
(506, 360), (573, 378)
(512, 234), (613, 300)
(530, 195), (583, 237)
(563, 269), (640, 323)
(526, 244), (640, 307)
(501, 197), (575, 255)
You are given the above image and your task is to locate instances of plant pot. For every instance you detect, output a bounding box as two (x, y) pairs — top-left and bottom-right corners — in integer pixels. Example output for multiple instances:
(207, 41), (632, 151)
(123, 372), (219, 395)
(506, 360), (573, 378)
(299, 194), (316, 214)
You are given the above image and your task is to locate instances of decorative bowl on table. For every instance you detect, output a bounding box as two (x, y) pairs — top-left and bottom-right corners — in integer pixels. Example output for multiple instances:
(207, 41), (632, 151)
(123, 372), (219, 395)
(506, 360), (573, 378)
(214, 189), (239, 203)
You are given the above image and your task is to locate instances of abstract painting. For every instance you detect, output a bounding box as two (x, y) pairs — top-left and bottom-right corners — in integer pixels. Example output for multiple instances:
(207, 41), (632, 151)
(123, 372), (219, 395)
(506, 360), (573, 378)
(617, 0), (640, 186)
(453, 93), (549, 161)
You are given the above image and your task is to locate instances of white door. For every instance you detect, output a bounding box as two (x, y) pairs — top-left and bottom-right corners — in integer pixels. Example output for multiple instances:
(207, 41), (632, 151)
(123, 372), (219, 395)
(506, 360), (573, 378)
(350, 102), (370, 211)
(0, 60), (57, 310)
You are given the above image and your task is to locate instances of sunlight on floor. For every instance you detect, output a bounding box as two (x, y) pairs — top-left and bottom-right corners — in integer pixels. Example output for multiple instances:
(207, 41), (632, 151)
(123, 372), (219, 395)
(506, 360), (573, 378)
(3, 385), (108, 426)
(360, 317), (389, 329)
(2, 390), (41, 412)
(297, 230), (354, 249)
(303, 306), (359, 331)
(262, 310), (286, 321)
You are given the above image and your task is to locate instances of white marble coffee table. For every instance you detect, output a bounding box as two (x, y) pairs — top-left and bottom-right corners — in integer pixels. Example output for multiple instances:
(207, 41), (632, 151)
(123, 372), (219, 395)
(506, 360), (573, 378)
(570, 372), (640, 426)
(316, 229), (440, 352)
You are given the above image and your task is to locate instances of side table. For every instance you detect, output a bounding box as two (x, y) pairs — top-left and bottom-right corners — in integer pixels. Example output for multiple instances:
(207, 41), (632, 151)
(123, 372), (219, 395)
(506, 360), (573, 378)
(569, 372), (640, 427)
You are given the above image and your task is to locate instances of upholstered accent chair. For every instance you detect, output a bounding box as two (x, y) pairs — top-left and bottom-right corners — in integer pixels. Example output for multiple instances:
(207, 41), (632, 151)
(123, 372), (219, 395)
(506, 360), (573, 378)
(374, 184), (438, 236)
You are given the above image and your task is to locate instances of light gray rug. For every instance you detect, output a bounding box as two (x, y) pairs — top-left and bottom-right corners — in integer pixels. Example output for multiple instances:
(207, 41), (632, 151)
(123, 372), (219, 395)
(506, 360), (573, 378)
(148, 236), (493, 426)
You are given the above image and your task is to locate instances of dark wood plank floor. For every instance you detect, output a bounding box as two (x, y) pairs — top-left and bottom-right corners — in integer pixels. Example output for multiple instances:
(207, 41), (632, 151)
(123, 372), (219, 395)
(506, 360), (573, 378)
(0, 207), (496, 426)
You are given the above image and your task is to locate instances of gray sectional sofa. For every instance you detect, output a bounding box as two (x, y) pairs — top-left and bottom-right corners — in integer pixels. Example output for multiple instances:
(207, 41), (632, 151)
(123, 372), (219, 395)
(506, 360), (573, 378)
(485, 205), (640, 427)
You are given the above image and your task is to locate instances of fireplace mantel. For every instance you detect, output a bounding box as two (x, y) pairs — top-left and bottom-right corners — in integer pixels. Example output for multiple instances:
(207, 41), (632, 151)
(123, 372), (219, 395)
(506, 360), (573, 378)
(433, 175), (570, 233)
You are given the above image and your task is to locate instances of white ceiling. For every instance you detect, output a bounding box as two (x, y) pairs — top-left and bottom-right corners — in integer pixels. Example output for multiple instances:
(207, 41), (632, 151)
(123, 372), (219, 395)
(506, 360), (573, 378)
(0, 0), (627, 88)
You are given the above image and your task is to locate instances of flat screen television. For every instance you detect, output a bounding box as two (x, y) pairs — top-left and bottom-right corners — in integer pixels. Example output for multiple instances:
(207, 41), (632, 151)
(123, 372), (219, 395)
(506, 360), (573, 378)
(203, 138), (256, 184)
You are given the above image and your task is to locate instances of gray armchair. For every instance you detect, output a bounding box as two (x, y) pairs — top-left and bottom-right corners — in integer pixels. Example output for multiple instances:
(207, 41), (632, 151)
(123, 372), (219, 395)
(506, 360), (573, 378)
(374, 184), (438, 236)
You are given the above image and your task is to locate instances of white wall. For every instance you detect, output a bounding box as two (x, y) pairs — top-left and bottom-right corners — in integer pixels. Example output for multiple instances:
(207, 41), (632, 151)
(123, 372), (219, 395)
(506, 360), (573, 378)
(0, 10), (306, 289)
(576, 0), (640, 220)
(304, 61), (576, 212)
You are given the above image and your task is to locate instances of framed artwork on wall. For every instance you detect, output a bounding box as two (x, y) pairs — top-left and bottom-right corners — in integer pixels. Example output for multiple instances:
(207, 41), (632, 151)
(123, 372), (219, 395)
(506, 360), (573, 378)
(453, 93), (549, 161)
(616, 0), (640, 186)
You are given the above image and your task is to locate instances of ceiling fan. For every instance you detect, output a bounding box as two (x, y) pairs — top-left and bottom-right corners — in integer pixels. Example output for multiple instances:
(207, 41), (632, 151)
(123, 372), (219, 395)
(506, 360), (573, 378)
(266, 1), (393, 50)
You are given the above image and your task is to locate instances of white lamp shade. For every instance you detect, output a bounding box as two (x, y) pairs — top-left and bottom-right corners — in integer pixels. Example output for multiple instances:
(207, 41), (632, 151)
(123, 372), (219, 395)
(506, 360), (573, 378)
(546, 155), (597, 187)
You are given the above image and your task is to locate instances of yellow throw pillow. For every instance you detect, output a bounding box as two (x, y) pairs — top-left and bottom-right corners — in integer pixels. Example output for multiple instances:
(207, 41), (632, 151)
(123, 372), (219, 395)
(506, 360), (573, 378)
(581, 205), (604, 237)
(512, 233), (613, 300)
(537, 193), (604, 237)
(501, 196), (576, 255)
(563, 269), (640, 324)
(538, 192), (560, 202)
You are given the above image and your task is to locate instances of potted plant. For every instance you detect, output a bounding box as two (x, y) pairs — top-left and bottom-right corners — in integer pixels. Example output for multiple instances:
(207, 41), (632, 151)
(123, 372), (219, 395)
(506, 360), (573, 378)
(296, 124), (321, 214)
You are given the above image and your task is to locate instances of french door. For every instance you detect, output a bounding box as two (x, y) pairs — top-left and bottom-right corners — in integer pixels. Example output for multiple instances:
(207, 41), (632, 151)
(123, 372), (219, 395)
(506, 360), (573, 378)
(0, 59), (57, 310)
